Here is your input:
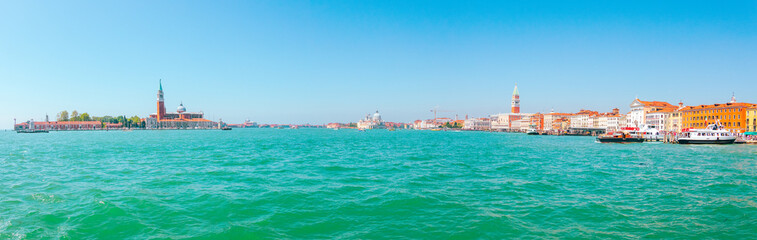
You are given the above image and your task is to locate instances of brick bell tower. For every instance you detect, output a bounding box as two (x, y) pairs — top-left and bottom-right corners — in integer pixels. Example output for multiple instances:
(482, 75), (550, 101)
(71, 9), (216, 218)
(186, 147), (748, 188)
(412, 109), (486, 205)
(157, 79), (166, 121)
(511, 83), (520, 113)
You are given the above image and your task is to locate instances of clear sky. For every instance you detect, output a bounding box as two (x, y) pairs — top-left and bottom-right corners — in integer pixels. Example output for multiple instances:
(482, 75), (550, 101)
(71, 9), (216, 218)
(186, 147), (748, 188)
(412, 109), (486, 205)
(1, 1), (756, 127)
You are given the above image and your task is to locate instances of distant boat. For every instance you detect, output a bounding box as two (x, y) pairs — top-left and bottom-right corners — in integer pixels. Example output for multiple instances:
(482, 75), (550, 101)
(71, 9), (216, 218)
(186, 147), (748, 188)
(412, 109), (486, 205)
(526, 129), (538, 135)
(221, 127), (232, 130)
(16, 129), (49, 133)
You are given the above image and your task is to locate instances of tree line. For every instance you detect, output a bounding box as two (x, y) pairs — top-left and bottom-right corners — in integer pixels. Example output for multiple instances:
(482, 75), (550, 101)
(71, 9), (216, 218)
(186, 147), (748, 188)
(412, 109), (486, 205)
(56, 110), (144, 128)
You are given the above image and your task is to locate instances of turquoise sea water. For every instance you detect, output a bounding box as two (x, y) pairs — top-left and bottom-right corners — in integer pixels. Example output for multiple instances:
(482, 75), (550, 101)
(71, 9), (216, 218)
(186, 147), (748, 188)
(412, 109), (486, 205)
(1, 129), (756, 239)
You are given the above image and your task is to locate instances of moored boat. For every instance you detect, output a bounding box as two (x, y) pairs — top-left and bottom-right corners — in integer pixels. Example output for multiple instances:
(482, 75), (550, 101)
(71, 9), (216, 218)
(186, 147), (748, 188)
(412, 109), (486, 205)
(639, 125), (663, 141)
(676, 123), (736, 144)
(16, 129), (49, 133)
(596, 131), (644, 143)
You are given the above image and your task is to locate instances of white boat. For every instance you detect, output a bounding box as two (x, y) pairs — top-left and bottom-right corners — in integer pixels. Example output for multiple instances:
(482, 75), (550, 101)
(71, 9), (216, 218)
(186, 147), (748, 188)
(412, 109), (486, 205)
(676, 123), (736, 144)
(639, 125), (663, 141)
(526, 129), (538, 135)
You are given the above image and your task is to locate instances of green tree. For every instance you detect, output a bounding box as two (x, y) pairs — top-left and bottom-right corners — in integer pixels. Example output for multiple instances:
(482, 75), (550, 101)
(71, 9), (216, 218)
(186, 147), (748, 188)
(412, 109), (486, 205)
(57, 111), (69, 121)
(128, 116), (141, 128)
(80, 113), (91, 121)
(70, 110), (79, 121)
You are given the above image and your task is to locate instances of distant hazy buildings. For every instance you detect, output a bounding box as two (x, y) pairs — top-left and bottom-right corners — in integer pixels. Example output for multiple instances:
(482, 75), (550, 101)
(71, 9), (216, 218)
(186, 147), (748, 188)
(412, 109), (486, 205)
(14, 119), (102, 131)
(357, 111), (385, 130)
(226, 119), (258, 128)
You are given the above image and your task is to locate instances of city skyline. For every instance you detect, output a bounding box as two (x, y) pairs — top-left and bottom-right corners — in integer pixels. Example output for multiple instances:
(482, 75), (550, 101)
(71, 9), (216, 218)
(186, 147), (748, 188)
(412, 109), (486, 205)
(2, 1), (756, 128)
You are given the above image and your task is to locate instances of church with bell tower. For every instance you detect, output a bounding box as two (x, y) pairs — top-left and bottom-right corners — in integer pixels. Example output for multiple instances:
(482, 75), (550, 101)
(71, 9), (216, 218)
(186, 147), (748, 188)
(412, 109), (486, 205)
(511, 84), (520, 114)
(145, 80), (217, 129)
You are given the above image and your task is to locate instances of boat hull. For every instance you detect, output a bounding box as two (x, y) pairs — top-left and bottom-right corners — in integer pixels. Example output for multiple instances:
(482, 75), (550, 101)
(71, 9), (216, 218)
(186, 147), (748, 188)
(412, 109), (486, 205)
(677, 139), (736, 144)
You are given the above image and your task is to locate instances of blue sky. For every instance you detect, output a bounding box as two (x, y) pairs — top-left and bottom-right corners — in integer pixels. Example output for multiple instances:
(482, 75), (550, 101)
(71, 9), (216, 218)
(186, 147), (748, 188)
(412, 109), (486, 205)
(1, 1), (756, 127)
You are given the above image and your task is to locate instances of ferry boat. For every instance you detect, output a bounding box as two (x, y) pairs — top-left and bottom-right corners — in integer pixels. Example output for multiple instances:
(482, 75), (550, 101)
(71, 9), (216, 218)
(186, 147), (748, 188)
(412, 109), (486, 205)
(676, 123), (736, 144)
(526, 129), (538, 135)
(596, 130), (644, 143)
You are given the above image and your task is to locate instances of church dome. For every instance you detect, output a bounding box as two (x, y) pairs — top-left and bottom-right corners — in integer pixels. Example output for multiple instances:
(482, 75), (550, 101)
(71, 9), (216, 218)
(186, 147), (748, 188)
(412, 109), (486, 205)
(177, 103), (186, 113)
(372, 111), (381, 121)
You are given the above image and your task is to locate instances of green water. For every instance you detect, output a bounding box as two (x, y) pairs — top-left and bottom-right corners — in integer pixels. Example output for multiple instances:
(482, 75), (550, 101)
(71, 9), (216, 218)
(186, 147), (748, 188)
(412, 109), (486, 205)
(1, 129), (756, 239)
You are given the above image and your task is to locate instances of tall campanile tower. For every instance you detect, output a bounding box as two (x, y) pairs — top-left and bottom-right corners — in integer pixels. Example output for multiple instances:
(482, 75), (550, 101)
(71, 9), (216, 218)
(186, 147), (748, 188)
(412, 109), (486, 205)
(511, 84), (520, 113)
(157, 79), (166, 120)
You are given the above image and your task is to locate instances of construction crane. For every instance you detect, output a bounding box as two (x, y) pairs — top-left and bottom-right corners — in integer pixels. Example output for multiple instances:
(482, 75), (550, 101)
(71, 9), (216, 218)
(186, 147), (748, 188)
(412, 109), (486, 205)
(430, 106), (455, 125)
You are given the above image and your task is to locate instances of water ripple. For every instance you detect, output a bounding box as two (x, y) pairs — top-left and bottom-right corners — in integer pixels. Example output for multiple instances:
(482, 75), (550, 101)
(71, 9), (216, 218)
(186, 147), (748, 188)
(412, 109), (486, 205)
(1, 129), (756, 238)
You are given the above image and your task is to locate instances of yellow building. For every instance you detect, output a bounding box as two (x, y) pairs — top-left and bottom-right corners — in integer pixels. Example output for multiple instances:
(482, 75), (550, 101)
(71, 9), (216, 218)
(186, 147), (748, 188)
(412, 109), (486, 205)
(665, 110), (683, 132)
(747, 108), (757, 133)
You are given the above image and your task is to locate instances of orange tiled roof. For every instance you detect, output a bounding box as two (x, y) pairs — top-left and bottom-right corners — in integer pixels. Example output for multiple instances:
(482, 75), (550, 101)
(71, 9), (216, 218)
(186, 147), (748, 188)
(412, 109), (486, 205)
(647, 107), (678, 113)
(680, 102), (756, 111)
(575, 109), (599, 116)
(159, 118), (213, 122)
(637, 99), (674, 107)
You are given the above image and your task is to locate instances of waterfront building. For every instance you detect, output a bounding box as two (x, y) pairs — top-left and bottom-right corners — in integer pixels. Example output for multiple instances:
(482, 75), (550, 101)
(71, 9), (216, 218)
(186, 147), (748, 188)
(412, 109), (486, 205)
(529, 113), (544, 130)
(552, 117), (571, 132)
(463, 118), (491, 130)
(145, 80), (216, 129)
(384, 122), (411, 129)
(602, 109), (624, 132)
(14, 120), (102, 131)
(357, 111), (385, 130)
(490, 113), (523, 131)
(645, 108), (675, 131)
(747, 107), (757, 132)
(663, 102), (686, 132)
(664, 111), (683, 132)
(679, 97), (755, 133)
(626, 99), (675, 127)
(570, 109), (599, 129)
(413, 119), (439, 129)
(512, 116), (530, 131)
(543, 112), (573, 132)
